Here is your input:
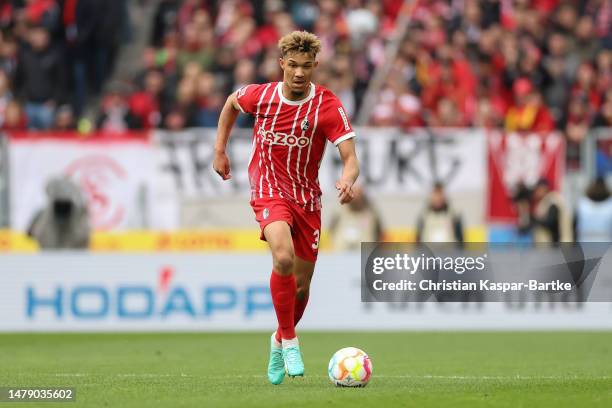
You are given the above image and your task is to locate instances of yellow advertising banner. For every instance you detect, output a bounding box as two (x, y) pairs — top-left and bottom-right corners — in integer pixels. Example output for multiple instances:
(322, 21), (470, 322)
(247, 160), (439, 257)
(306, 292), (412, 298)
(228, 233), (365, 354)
(0, 227), (486, 252)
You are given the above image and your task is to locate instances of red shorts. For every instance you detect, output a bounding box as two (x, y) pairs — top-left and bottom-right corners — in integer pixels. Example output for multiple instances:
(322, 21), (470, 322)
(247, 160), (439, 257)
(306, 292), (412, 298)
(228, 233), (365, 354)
(250, 197), (321, 262)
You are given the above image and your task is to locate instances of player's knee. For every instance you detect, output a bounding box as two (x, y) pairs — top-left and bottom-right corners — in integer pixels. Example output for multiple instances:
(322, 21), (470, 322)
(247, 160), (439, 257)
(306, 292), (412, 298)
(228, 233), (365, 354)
(273, 249), (294, 274)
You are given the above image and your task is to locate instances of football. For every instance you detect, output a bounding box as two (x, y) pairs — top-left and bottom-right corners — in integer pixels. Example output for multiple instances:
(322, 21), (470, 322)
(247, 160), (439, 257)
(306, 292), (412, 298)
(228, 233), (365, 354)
(328, 347), (373, 387)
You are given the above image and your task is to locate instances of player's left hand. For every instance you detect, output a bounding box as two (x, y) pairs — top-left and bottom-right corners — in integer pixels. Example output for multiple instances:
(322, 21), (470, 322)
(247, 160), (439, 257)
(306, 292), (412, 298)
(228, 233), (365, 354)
(335, 179), (355, 204)
(213, 151), (232, 180)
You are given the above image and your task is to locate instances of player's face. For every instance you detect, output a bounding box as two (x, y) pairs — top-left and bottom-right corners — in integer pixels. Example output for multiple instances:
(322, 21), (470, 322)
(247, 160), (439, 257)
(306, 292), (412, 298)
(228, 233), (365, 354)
(280, 52), (318, 96)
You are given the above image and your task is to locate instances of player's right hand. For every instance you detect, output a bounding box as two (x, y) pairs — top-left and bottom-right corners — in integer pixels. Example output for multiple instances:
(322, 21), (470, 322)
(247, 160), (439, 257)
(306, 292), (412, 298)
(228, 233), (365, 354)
(213, 151), (232, 180)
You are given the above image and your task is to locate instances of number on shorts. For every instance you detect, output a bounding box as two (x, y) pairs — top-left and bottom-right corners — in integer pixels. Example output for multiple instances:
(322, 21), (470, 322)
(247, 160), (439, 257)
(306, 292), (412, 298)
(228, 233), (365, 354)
(312, 229), (320, 250)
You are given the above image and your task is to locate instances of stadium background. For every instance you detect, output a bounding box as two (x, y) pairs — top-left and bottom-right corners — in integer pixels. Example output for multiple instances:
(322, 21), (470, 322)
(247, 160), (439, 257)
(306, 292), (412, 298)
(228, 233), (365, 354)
(0, 0), (610, 330)
(0, 2), (611, 407)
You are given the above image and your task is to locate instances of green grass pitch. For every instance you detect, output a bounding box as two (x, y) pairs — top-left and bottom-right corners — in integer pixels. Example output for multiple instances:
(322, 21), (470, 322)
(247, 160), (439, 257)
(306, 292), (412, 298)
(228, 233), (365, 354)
(1, 332), (611, 407)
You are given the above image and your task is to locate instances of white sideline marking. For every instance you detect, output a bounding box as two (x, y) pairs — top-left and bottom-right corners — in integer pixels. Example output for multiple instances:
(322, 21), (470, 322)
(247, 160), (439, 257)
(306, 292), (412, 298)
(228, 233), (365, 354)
(51, 373), (611, 380)
(54, 373), (87, 377)
(54, 373), (190, 378)
(376, 375), (612, 380)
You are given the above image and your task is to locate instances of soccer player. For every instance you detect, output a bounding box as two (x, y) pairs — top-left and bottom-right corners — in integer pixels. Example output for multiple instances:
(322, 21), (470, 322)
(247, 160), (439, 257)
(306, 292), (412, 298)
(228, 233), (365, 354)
(213, 31), (359, 385)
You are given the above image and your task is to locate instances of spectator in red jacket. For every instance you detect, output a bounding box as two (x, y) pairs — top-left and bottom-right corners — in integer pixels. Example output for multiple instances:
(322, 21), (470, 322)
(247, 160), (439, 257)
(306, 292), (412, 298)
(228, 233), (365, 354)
(129, 69), (166, 129)
(505, 78), (555, 132)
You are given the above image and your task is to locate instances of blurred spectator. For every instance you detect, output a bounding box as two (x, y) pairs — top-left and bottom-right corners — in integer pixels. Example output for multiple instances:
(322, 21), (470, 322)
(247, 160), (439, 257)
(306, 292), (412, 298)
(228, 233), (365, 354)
(151, 0), (181, 48)
(15, 25), (65, 129)
(0, 32), (18, 78)
(574, 177), (612, 242)
(1, 100), (27, 130)
(473, 96), (503, 128)
(97, 83), (141, 132)
(328, 184), (383, 250)
(52, 105), (76, 131)
(504, 78), (554, 132)
(257, 48), (282, 83)
(593, 91), (612, 127)
(23, 0), (61, 34)
(65, 0), (101, 116)
(516, 178), (573, 244)
(232, 59), (256, 94)
(595, 50), (611, 91)
(163, 107), (188, 131)
(63, 0), (128, 116)
(129, 69), (166, 129)
(0, 69), (13, 127)
(420, 49), (476, 125)
(327, 54), (356, 117)
(346, 0), (378, 50)
(416, 182), (464, 243)
(512, 181), (533, 239)
(371, 73), (425, 128)
(95, 0), (129, 88)
(570, 62), (601, 112)
(0, 0), (14, 30)
(27, 175), (90, 249)
(573, 16), (600, 64)
(167, 76), (198, 127)
(563, 95), (592, 169)
(177, 22), (215, 72)
(542, 32), (571, 122)
(197, 91), (224, 128)
(430, 97), (466, 127)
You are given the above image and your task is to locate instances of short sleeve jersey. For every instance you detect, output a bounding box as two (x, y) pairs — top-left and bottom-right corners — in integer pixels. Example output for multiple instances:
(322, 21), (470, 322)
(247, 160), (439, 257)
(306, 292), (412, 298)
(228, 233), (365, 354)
(235, 82), (355, 211)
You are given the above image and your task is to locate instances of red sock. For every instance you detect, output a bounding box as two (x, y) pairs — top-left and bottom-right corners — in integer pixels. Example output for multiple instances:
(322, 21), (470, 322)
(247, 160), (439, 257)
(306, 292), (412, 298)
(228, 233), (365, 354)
(294, 293), (309, 325)
(270, 271), (296, 340)
(275, 292), (309, 343)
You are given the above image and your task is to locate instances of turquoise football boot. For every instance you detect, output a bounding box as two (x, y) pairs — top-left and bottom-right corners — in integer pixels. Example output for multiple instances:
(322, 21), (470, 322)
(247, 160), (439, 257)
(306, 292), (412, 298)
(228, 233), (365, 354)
(282, 344), (305, 377)
(267, 334), (285, 385)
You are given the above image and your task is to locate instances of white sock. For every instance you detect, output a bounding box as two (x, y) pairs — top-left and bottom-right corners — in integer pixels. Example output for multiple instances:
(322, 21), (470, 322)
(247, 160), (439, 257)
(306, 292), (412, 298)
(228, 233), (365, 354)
(271, 332), (281, 348)
(281, 337), (299, 348)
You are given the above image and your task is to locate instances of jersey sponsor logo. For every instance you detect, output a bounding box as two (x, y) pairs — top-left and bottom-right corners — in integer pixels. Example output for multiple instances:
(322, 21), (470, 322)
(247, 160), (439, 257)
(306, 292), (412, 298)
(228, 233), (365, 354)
(257, 127), (311, 148)
(338, 107), (350, 131)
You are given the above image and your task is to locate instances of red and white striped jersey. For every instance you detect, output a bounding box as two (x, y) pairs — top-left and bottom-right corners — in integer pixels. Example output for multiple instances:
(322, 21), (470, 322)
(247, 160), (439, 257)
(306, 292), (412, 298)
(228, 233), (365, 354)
(235, 81), (355, 211)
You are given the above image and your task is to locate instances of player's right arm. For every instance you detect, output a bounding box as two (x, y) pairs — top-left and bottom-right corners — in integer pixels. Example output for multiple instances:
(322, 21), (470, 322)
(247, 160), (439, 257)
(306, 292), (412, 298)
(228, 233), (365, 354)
(213, 93), (242, 180)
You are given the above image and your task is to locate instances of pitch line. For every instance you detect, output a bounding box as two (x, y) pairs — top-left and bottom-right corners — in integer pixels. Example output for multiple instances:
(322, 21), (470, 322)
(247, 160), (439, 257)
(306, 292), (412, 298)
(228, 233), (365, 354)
(376, 375), (612, 380)
(54, 373), (190, 378)
(51, 373), (611, 380)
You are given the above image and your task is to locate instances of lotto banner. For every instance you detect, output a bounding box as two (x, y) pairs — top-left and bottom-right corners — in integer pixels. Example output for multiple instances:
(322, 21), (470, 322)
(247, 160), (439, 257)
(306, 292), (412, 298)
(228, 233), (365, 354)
(8, 132), (176, 231)
(487, 131), (565, 222)
(153, 128), (486, 197)
(1, 253), (611, 332)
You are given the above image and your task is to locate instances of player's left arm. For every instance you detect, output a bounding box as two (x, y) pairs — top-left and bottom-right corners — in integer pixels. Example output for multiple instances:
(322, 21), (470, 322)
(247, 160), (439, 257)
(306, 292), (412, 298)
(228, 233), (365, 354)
(336, 138), (359, 204)
(322, 94), (359, 204)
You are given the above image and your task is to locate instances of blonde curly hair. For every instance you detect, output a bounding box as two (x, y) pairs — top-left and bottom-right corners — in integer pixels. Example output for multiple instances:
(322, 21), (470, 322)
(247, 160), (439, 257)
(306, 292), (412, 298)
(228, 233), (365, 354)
(278, 31), (321, 58)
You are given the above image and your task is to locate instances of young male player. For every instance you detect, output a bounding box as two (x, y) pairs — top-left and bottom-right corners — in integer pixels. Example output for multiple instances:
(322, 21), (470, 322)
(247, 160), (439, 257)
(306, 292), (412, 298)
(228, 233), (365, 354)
(213, 31), (359, 385)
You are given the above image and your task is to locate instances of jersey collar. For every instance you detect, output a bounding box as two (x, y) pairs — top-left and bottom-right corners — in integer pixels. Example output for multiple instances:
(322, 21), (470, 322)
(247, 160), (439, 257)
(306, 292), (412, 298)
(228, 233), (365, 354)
(276, 82), (316, 106)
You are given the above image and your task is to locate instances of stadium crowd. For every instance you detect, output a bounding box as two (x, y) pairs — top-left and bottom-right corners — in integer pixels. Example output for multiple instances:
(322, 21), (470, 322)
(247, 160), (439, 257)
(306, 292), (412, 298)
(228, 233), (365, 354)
(0, 0), (128, 131)
(0, 0), (609, 142)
